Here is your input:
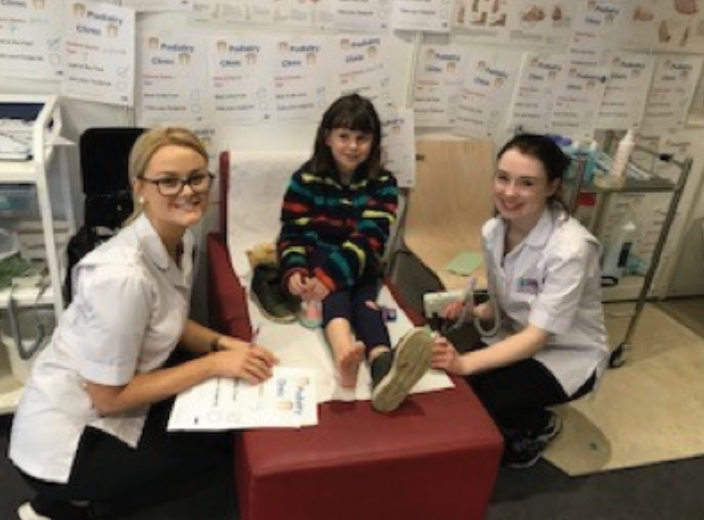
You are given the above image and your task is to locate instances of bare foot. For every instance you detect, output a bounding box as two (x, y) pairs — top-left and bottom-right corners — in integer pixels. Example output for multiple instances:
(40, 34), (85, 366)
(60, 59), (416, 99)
(490, 13), (506, 26)
(659, 20), (671, 43)
(338, 343), (365, 388)
(552, 5), (563, 21)
(456, 5), (465, 24)
(680, 26), (690, 46)
(674, 0), (698, 15)
(522, 5), (545, 22)
(633, 6), (654, 21)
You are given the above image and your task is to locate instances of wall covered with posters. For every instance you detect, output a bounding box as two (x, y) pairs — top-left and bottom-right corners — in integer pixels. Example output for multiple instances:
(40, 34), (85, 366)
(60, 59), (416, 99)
(2, 0), (704, 297)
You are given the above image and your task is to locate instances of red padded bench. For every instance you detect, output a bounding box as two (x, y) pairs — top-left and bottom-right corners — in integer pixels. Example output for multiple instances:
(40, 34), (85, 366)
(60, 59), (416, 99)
(207, 151), (502, 520)
(208, 233), (502, 520)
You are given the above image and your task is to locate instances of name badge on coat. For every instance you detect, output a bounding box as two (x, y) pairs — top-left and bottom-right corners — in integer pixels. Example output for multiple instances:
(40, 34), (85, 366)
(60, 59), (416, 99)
(517, 277), (539, 295)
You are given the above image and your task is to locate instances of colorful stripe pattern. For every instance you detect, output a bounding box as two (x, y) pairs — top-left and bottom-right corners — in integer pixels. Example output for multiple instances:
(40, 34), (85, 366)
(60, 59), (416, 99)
(277, 164), (398, 291)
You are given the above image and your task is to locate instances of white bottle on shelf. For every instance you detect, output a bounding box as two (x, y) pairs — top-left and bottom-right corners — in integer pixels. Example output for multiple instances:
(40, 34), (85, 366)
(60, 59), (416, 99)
(602, 214), (637, 285)
(608, 128), (636, 181)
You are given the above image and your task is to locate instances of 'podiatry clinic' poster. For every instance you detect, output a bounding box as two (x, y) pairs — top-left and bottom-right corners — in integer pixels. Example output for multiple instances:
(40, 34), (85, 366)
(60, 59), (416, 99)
(1, 0), (63, 80)
(596, 52), (656, 130)
(209, 35), (277, 125)
(507, 52), (567, 134)
(335, 34), (391, 106)
(62, 0), (135, 106)
(414, 43), (469, 127)
(271, 35), (331, 122)
(138, 32), (212, 125)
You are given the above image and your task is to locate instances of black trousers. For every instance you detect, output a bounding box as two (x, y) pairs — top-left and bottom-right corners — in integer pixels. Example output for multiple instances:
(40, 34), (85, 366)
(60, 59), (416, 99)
(467, 356), (596, 433)
(18, 397), (232, 511)
(16, 347), (233, 514)
(447, 324), (596, 434)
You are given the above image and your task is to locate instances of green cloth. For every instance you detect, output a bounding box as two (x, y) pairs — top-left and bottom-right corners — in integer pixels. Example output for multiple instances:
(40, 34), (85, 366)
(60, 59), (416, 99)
(0, 253), (32, 289)
(444, 251), (483, 276)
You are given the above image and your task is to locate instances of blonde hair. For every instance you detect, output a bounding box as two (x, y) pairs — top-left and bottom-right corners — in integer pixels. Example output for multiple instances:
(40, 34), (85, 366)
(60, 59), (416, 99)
(126, 126), (209, 224)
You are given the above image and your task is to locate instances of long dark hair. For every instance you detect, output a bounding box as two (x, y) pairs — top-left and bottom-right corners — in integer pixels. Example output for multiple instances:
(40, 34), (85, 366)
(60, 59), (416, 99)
(497, 133), (571, 213)
(309, 93), (383, 179)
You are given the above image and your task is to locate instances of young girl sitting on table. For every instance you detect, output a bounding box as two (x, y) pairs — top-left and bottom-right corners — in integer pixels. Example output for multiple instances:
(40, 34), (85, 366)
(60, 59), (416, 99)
(432, 133), (608, 468)
(10, 127), (278, 520)
(277, 93), (432, 413)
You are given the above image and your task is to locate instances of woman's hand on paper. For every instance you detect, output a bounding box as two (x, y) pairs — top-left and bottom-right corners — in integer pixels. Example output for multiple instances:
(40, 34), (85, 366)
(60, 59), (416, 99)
(212, 343), (278, 385)
(431, 336), (465, 375)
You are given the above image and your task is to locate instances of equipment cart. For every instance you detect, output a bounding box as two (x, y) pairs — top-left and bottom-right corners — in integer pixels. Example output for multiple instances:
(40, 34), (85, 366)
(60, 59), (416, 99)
(567, 146), (694, 368)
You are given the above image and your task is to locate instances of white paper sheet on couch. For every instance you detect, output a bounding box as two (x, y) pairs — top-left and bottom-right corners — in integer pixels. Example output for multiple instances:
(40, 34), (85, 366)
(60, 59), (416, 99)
(226, 150), (308, 279)
(225, 149), (453, 404)
(247, 286), (454, 404)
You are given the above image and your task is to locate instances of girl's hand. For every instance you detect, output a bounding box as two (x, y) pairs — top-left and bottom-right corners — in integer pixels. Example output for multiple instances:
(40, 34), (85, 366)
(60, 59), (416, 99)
(288, 272), (307, 297)
(442, 300), (465, 321)
(211, 344), (278, 384)
(431, 337), (464, 375)
(307, 278), (330, 300)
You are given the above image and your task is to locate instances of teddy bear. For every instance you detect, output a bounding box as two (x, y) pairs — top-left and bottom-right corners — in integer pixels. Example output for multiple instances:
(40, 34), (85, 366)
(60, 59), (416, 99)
(246, 242), (278, 270)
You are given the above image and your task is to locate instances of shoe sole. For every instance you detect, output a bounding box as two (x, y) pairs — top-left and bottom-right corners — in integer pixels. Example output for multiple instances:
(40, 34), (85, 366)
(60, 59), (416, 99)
(18, 502), (53, 520)
(371, 328), (432, 413)
(249, 290), (297, 324)
(505, 452), (543, 469)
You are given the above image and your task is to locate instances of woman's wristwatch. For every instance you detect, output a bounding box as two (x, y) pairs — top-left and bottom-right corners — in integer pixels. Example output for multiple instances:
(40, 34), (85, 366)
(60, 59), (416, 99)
(209, 335), (223, 352)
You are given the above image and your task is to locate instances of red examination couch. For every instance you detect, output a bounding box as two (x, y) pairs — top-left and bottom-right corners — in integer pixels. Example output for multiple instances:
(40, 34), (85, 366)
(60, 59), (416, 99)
(207, 152), (503, 520)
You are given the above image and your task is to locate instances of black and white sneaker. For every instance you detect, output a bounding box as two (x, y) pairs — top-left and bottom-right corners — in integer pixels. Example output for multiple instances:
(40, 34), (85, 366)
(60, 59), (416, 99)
(18, 501), (95, 520)
(370, 327), (433, 413)
(502, 412), (563, 469)
(18, 503), (51, 520)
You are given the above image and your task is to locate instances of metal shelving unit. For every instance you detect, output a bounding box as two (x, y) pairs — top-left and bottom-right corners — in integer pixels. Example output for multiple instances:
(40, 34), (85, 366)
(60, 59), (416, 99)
(0, 95), (77, 414)
(567, 147), (693, 368)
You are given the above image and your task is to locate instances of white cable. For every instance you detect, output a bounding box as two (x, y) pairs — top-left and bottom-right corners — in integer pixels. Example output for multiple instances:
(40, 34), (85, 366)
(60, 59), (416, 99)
(465, 279), (501, 337)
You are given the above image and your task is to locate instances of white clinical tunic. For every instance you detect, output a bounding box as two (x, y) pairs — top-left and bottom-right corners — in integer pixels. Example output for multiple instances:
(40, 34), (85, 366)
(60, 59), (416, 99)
(9, 214), (194, 483)
(481, 208), (608, 396)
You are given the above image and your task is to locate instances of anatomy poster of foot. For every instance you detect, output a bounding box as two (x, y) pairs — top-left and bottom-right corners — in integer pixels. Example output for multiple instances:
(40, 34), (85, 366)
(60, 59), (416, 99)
(452, 0), (510, 42)
(623, 0), (704, 51)
(506, 1), (578, 47)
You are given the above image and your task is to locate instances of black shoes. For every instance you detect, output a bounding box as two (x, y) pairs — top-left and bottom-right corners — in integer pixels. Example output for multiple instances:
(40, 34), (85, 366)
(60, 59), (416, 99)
(370, 328), (433, 413)
(250, 265), (300, 323)
(18, 500), (96, 520)
(502, 412), (563, 469)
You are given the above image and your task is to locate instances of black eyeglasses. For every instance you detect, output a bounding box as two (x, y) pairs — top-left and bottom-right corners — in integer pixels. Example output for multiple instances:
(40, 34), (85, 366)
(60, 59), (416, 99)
(138, 172), (215, 196)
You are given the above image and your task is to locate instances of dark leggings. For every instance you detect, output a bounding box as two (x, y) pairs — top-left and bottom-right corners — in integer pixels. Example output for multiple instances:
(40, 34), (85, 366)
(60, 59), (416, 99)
(18, 396), (232, 511)
(322, 277), (391, 356)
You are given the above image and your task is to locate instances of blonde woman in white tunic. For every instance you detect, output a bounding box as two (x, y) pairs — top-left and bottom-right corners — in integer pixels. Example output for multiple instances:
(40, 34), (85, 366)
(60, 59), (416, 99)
(10, 127), (278, 520)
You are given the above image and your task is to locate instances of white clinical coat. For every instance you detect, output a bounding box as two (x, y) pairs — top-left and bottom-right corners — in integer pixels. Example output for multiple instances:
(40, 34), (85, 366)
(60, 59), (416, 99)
(9, 214), (194, 483)
(481, 208), (609, 396)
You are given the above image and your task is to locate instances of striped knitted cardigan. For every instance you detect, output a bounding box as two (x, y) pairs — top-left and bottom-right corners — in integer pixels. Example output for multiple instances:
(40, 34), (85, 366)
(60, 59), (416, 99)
(277, 162), (398, 292)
